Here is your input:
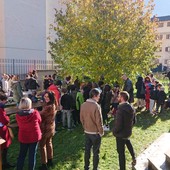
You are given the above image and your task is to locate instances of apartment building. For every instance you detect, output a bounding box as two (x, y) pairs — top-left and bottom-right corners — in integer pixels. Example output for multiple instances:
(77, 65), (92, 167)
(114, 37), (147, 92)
(155, 16), (170, 69)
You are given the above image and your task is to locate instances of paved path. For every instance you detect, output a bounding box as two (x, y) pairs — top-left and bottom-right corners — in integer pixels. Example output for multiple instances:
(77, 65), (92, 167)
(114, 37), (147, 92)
(134, 133), (170, 170)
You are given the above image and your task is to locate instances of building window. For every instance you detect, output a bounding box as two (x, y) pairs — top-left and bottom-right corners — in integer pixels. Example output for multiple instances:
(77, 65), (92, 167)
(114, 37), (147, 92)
(164, 60), (168, 64)
(166, 34), (170, 39)
(155, 34), (163, 40)
(165, 47), (170, 52)
(156, 59), (160, 64)
(158, 23), (164, 27)
(167, 22), (170, 27)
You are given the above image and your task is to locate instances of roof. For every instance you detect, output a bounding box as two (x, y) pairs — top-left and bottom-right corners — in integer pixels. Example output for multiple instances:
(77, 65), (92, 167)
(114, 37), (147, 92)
(156, 16), (170, 22)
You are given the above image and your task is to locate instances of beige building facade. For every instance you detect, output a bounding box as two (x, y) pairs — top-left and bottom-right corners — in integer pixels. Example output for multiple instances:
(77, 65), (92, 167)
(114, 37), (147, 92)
(155, 16), (170, 70)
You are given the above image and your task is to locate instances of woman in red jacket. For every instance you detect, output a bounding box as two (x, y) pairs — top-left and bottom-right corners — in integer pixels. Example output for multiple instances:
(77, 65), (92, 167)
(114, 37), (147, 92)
(39, 91), (57, 170)
(0, 93), (14, 169)
(16, 97), (42, 170)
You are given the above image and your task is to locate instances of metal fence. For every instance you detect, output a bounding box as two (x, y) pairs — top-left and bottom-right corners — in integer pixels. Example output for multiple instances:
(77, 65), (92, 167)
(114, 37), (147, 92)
(0, 58), (57, 79)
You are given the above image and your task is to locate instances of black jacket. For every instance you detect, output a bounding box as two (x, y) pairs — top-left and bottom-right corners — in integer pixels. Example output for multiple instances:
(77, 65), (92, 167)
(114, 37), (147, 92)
(150, 89), (157, 100)
(123, 78), (134, 103)
(28, 78), (40, 90)
(135, 77), (145, 99)
(61, 94), (73, 110)
(157, 91), (166, 105)
(113, 102), (135, 138)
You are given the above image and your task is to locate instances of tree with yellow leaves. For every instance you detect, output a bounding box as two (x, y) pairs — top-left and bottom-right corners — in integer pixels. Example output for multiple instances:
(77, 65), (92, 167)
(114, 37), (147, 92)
(49, 0), (158, 82)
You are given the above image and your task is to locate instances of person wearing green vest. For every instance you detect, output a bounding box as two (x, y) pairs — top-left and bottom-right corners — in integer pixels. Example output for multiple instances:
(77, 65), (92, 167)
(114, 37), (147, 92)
(76, 88), (84, 124)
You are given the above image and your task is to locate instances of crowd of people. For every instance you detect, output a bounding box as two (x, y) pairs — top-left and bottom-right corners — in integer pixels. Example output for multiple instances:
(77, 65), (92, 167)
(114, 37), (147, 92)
(135, 73), (168, 114)
(0, 70), (170, 170)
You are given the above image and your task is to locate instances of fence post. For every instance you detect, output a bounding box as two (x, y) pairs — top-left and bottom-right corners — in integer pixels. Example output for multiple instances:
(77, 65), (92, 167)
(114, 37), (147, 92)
(52, 60), (54, 70)
(34, 60), (36, 70)
(12, 59), (15, 74)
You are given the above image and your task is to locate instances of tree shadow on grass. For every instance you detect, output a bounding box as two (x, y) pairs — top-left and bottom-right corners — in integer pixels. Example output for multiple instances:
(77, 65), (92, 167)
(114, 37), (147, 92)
(50, 126), (85, 170)
(106, 111), (159, 132)
(104, 109), (170, 136)
(134, 110), (159, 130)
(135, 109), (170, 130)
(158, 109), (170, 122)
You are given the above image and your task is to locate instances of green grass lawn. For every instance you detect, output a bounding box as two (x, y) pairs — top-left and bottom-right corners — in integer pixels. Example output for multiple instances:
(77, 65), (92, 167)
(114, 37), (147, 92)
(8, 108), (170, 170)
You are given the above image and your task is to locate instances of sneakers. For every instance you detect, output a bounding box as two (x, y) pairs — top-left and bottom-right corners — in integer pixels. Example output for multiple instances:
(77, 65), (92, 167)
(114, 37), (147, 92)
(150, 112), (154, 115)
(104, 125), (110, 131)
(153, 111), (158, 115)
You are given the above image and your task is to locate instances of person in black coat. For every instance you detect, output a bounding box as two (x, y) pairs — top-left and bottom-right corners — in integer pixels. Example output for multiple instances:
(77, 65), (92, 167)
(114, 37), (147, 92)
(122, 74), (134, 103)
(135, 76), (145, 109)
(83, 82), (92, 101)
(43, 75), (50, 90)
(156, 86), (166, 113)
(101, 84), (112, 129)
(113, 91), (136, 170)
(60, 88), (73, 130)
(27, 74), (40, 91)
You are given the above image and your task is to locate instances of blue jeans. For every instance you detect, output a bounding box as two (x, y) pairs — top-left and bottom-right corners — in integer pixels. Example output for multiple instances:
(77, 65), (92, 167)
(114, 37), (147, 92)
(17, 142), (38, 170)
(62, 110), (72, 129)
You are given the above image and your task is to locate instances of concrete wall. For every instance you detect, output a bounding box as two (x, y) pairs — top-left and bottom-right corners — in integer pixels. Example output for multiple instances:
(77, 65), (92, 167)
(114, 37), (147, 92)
(46, 0), (66, 60)
(36, 69), (57, 90)
(0, 0), (66, 61)
(2, 0), (46, 60)
(0, 0), (6, 59)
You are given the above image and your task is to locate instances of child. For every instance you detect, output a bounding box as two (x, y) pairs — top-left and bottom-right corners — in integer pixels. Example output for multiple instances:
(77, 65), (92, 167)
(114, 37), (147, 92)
(149, 85), (156, 114)
(144, 76), (152, 111)
(156, 86), (166, 113)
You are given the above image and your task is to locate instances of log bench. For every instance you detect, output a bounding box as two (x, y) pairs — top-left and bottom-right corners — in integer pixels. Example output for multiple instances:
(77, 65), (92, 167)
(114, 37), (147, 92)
(5, 101), (43, 128)
(5, 100), (43, 116)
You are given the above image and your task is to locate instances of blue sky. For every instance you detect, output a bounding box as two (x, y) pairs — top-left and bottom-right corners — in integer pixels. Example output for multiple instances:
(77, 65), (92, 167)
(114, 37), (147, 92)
(145, 0), (170, 16)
